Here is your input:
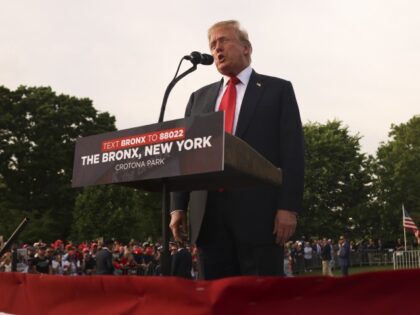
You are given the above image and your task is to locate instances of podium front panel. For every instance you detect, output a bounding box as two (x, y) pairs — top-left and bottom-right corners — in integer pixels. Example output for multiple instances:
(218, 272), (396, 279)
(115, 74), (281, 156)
(72, 112), (224, 188)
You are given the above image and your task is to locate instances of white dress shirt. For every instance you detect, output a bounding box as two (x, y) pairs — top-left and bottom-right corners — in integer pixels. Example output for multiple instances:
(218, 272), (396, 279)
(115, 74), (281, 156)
(214, 65), (253, 135)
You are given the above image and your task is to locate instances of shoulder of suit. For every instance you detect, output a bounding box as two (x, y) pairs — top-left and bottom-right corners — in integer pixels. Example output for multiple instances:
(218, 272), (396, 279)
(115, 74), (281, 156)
(253, 71), (291, 86)
(193, 81), (221, 94)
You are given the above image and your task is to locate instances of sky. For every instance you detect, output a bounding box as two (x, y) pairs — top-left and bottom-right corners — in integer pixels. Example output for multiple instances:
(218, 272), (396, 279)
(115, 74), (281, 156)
(1, 0), (419, 155)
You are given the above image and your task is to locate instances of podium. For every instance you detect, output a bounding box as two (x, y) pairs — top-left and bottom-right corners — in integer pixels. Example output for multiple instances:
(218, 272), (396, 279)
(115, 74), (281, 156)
(72, 112), (282, 275)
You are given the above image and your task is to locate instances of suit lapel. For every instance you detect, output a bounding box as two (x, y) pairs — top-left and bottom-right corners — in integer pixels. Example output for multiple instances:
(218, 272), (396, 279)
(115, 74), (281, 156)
(236, 70), (265, 138)
(201, 80), (223, 114)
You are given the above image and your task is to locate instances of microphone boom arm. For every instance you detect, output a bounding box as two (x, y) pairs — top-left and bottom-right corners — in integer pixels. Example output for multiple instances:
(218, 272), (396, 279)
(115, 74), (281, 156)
(158, 63), (197, 123)
(0, 217), (29, 257)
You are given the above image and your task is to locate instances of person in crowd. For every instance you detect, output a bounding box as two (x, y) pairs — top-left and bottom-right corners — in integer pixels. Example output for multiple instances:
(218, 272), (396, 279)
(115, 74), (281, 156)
(170, 241), (193, 279)
(283, 242), (293, 277)
(121, 251), (139, 276)
(90, 243), (98, 262)
(321, 238), (333, 276)
(26, 246), (35, 269)
(293, 242), (304, 275)
(303, 241), (313, 272)
(16, 249), (29, 273)
(51, 252), (64, 275)
(31, 245), (52, 274)
(82, 247), (96, 275)
(312, 239), (322, 267)
(153, 245), (163, 276)
(131, 244), (145, 275)
(111, 249), (124, 276)
(95, 239), (114, 275)
(338, 234), (350, 276)
(52, 239), (64, 254)
(0, 252), (12, 272)
(142, 244), (157, 275)
(328, 239), (336, 273)
(190, 245), (199, 279)
(63, 250), (80, 276)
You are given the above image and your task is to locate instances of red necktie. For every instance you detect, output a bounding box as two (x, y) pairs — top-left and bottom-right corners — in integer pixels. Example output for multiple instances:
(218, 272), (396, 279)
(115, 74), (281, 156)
(219, 76), (239, 134)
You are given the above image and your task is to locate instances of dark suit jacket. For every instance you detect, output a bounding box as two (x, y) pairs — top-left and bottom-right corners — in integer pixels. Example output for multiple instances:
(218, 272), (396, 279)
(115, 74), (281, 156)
(95, 248), (114, 275)
(170, 248), (193, 279)
(171, 70), (304, 245)
(321, 244), (332, 261)
(338, 241), (351, 267)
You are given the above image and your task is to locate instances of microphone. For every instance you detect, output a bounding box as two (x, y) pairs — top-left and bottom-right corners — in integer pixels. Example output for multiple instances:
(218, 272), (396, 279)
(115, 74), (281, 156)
(159, 51), (211, 123)
(184, 51), (214, 65)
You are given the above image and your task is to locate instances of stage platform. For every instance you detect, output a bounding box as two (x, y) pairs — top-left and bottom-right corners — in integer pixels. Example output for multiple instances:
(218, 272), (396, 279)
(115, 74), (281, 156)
(1, 270), (419, 315)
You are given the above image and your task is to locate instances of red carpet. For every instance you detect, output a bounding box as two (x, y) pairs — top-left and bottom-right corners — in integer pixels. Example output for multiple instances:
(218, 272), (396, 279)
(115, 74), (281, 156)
(0, 270), (419, 315)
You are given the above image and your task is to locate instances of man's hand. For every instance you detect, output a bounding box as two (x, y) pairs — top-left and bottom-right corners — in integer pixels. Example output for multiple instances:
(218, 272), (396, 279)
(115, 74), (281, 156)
(273, 209), (297, 245)
(169, 210), (187, 242)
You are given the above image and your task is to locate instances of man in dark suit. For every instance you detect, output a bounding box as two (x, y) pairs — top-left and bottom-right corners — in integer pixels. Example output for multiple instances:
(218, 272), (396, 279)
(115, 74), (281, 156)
(170, 20), (304, 279)
(170, 241), (193, 279)
(95, 239), (114, 275)
(338, 234), (351, 276)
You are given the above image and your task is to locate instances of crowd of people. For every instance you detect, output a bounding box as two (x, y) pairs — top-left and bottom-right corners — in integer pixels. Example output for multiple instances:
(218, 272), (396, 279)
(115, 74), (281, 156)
(0, 239), (196, 278)
(283, 236), (415, 277)
(284, 235), (352, 277)
(0, 236), (411, 278)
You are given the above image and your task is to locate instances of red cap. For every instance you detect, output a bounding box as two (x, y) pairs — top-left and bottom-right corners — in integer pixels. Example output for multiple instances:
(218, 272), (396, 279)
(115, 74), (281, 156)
(65, 244), (74, 251)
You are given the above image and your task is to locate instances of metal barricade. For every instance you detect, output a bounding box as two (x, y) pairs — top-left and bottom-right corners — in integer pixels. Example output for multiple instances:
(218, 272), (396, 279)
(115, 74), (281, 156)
(351, 250), (394, 266)
(306, 250), (395, 271)
(393, 250), (420, 270)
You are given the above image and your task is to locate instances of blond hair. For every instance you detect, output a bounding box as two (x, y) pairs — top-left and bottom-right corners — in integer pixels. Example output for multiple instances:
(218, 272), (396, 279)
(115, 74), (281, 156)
(208, 20), (252, 48)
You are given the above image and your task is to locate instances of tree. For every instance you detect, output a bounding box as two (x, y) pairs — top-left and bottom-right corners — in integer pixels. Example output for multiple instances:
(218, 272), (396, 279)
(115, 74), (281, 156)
(298, 121), (371, 240)
(0, 85), (116, 241)
(373, 115), (420, 243)
(71, 185), (161, 243)
(0, 177), (23, 238)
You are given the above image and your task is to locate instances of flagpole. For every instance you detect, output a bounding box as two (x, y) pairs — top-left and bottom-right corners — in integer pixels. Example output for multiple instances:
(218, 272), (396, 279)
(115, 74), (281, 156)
(403, 204), (407, 251)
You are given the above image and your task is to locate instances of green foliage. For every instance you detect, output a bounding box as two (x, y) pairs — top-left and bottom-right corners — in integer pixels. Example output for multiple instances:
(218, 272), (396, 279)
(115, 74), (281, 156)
(298, 121), (371, 240)
(373, 115), (420, 241)
(0, 85), (116, 242)
(71, 185), (161, 243)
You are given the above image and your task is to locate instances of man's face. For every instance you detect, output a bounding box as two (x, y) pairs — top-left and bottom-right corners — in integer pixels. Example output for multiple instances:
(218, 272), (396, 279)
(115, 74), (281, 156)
(209, 26), (251, 76)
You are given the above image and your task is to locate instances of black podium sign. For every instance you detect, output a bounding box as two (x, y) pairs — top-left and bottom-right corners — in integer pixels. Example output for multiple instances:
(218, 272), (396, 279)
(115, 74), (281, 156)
(72, 112), (224, 189)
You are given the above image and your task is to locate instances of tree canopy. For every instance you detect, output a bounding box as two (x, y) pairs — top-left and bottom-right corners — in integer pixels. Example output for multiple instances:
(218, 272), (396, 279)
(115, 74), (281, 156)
(71, 185), (161, 244)
(298, 121), (371, 240)
(0, 86), (116, 241)
(373, 115), (420, 241)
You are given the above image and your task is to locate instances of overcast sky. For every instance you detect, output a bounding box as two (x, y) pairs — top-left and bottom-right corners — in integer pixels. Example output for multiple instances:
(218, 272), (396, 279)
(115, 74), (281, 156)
(1, 0), (419, 154)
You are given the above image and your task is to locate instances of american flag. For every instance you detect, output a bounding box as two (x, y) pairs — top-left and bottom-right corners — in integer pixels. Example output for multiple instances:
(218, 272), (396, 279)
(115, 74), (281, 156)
(403, 206), (418, 231)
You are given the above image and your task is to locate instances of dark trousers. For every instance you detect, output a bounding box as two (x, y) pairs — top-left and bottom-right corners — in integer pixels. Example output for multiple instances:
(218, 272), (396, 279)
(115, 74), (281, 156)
(196, 191), (284, 280)
(340, 264), (349, 276)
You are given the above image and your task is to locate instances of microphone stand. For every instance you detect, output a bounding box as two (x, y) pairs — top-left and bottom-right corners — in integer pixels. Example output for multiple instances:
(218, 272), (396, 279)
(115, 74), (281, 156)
(158, 64), (197, 123)
(0, 217), (29, 257)
(158, 61), (197, 276)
